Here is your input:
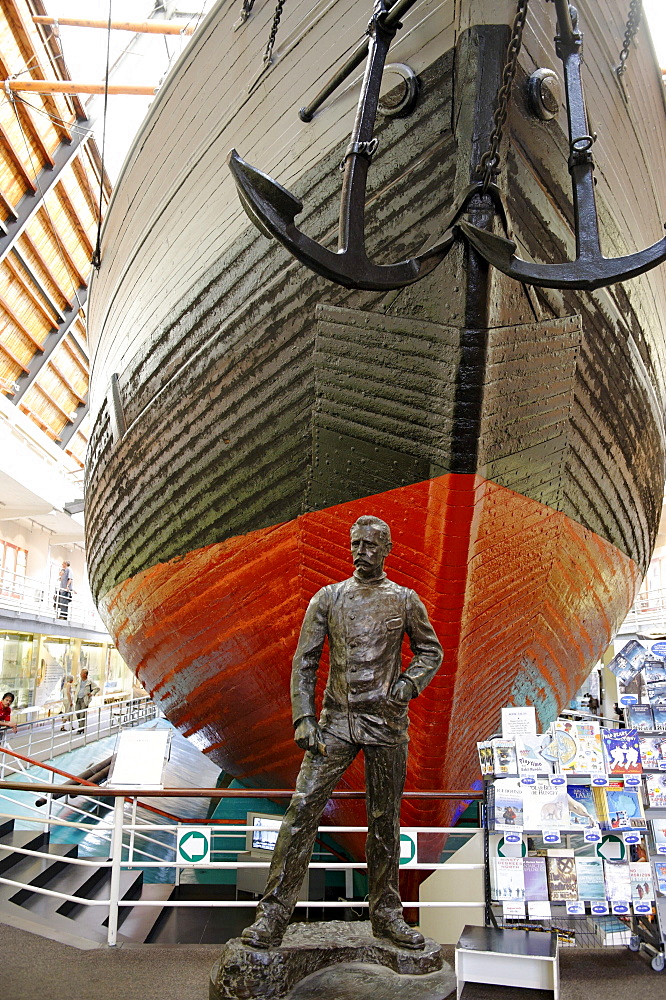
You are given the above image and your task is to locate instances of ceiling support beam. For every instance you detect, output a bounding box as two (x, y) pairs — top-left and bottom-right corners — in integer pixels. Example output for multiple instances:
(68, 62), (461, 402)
(0, 122), (92, 266)
(11, 285), (87, 405)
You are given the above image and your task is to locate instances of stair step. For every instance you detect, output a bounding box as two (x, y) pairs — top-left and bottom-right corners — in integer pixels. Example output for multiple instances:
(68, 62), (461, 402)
(59, 868), (143, 931)
(0, 830), (48, 875)
(17, 861), (110, 918)
(0, 818), (14, 838)
(116, 882), (175, 943)
(9, 843), (79, 905)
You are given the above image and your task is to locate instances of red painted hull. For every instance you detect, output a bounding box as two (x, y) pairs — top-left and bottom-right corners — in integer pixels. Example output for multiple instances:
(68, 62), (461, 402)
(100, 472), (639, 837)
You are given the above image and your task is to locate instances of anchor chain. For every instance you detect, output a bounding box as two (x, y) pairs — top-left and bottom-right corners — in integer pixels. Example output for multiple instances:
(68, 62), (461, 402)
(264, 0), (287, 65)
(476, 0), (530, 194)
(616, 0), (643, 77)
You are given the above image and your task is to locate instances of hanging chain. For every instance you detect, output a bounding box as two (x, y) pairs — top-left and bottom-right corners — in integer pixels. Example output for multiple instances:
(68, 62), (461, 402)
(476, 0), (530, 194)
(235, 0), (257, 29)
(616, 0), (642, 77)
(264, 0), (287, 65)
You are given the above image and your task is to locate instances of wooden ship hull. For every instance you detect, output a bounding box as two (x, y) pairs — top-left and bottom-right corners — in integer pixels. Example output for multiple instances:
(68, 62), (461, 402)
(85, 0), (666, 839)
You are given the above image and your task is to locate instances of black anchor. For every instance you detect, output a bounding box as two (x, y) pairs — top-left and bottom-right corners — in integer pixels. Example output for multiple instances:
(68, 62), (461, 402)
(228, 0), (471, 292)
(459, 0), (666, 291)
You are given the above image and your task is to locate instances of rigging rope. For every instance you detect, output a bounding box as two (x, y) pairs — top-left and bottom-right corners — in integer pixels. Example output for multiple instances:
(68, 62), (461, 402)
(91, 0), (113, 271)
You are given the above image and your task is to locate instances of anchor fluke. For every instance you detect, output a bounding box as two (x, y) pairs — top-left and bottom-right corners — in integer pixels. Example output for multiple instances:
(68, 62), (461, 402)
(459, 220), (666, 292)
(228, 149), (302, 241)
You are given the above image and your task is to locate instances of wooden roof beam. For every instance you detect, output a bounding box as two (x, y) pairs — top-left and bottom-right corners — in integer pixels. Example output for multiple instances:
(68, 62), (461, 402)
(0, 291), (44, 350)
(0, 190), (17, 221)
(6, 79), (157, 96)
(36, 205), (88, 288)
(0, 52), (63, 157)
(0, 340), (29, 373)
(29, 379), (75, 423)
(4, 252), (59, 328)
(60, 335), (88, 375)
(32, 16), (197, 36)
(11, 285), (87, 405)
(47, 357), (86, 404)
(0, 123), (92, 266)
(20, 230), (71, 309)
(56, 183), (95, 256)
(0, 122), (37, 192)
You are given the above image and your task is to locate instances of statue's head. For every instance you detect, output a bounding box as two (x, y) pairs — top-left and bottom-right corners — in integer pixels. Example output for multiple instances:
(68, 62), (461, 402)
(350, 515), (392, 578)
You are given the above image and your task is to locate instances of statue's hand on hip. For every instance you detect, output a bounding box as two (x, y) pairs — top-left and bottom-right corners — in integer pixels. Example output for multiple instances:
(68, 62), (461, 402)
(294, 716), (326, 754)
(390, 677), (414, 704)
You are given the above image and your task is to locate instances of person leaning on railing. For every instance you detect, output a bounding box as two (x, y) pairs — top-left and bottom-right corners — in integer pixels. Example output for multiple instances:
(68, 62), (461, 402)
(0, 693), (17, 742)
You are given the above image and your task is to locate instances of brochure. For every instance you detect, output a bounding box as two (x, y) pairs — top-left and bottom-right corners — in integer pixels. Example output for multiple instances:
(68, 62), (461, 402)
(567, 784), (599, 828)
(523, 857), (549, 901)
(629, 861), (654, 902)
(645, 773), (666, 808)
(602, 729), (642, 775)
(650, 819), (666, 853)
(575, 857), (606, 900)
(652, 706), (666, 732)
(546, 856), (578, 900)
(639, 731), (666, 770)
(644, 659), (666, 684)
(603, 860), (632, 901)
(523, 778), (569, 831)
(608, 640), (647, 685)
(493, 778), (524, 830)
(501, 706), (537, 738)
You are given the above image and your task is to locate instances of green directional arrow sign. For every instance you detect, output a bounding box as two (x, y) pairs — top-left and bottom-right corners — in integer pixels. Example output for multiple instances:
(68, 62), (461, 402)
(177, 827), (211, 865)
(399, 830), (417, 867)
(595, 834), (625, 862)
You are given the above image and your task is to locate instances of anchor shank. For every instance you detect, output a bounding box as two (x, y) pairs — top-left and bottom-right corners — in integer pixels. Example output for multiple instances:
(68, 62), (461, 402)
(338, 3), (397, 253)
(555, 3), (602, 261)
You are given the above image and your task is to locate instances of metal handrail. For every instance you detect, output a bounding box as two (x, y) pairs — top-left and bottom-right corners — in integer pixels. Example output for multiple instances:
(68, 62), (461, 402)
(0, 565), (106, 631)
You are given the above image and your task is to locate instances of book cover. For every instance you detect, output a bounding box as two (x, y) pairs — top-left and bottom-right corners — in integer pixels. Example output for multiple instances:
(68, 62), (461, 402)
(654, 861), (666, 894)
(515, 734), (551, 774)
(602, 729), (642, 775)
(639, 731), (666, 770)
(629, 862), (654, 902)
(604, 786), (646, 830)
(523, 857), (549, 901)
(493, 778), (524, 830)
(626, 705), (655, 731)
(645, 773), (666, 808)
(492, 738), (518, 776)
(491, 857), (525, 901)
(651, 819), (666, 853)
(575, 858), (606, 900)
(546, 856), (578, 900)
(604, 860), (631, 901)
(477, 741), (491, 775)
(648, 680), (666, 706)
(608, 641), (647, 684)
(567, 784), (599, 828)
(523, 779), (569, 831)
(552, 721), (578, 770)
(572, 721), (604, 772)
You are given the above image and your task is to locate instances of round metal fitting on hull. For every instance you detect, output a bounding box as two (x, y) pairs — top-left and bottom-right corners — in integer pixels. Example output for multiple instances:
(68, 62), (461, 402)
(527, 67), (561, 120)
(378, 63), (419, 117)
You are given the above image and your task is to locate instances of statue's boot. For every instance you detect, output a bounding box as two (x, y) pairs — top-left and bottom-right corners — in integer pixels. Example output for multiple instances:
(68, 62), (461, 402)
(371, 913), (425, 950)
(241, 905), (288, 949)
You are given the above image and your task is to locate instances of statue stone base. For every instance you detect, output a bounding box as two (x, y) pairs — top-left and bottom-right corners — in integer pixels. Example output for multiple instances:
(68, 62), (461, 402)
(209, 921), (449, 1000)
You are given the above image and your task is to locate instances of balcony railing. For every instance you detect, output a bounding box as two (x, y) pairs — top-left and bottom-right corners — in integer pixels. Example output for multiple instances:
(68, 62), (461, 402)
(0, 567), (107, 633)
(619, 586), (666, 633)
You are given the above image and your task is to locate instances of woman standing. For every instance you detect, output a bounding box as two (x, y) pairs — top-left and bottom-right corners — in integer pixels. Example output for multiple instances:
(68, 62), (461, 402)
(0, 693), (17, 743)
(60, 675), (74, 731)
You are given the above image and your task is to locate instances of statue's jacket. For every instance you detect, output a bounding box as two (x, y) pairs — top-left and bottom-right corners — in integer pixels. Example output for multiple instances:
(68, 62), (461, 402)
(291, 573), (443, 745)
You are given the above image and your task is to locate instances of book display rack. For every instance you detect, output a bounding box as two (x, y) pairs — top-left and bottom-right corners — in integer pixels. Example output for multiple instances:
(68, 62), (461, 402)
(477, 713), (666, 972)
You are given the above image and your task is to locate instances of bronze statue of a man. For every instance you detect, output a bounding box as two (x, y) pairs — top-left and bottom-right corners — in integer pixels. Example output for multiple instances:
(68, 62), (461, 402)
(242, 515), (443, 950)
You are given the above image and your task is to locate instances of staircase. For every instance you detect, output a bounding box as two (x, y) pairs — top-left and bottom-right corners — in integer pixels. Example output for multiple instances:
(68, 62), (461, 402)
(0, 818), (172, 948)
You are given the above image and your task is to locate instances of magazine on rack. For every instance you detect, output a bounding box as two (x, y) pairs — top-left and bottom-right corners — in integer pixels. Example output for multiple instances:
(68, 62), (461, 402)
(626, 705), (655, 731)
(652, 706), (666, 732)
(603, 785), (646, 831)
(645, 773), (666, 808)
(575, 857), (606, 900)
(650, 818), (666, 854)
(639, 731), (666, 770)
(644, 659), (666, 684)
(552, 720), (603, 772)
(608, 640), (647, 685)
(492, 778), (524, 830)
(603, 860), (632, 901)
(523, 857), (549, 901)
(653, 860), (666, 895)
(491, 857), (525, 901)
(602, 729), (642, 775)
(546, 856), (578, 901)
(567, 784), (599, 827)
(523, 779), (569, 831)
(629, 862), (654, 902)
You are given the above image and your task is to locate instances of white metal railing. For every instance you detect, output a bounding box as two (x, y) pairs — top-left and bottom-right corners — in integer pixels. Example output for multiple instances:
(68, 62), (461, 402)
(0, 566), (106, 631)
(620, 586), (666, 632)
(0, 773), (484, 946)
(0, 696), (157, 770)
